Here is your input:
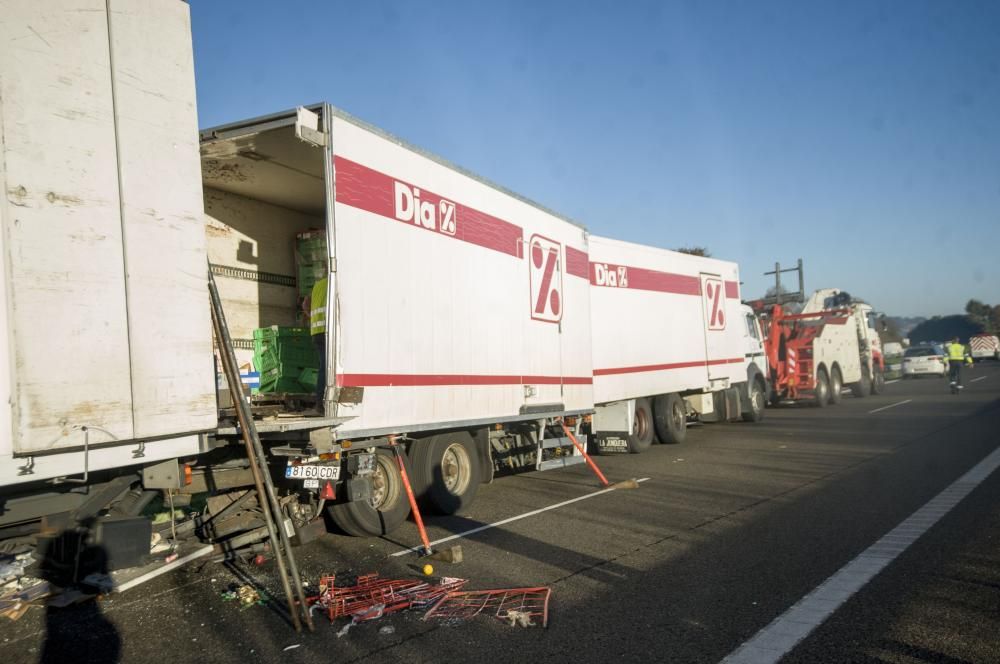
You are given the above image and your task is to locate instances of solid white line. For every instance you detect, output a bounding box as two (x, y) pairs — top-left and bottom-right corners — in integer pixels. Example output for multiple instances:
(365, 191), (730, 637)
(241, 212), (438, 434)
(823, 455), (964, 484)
(868, 399), (912, 414)
(721, 445), (1000, 664)
(115, 545), (214, 593)
(971, 376), (987, 383)
(391, 477), (651, 557)
(885, 379), (900, 384)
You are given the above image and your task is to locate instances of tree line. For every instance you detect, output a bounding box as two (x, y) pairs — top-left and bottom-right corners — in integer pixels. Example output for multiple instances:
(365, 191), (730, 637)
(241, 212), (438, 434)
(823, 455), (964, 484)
(907, 300), (999, 344)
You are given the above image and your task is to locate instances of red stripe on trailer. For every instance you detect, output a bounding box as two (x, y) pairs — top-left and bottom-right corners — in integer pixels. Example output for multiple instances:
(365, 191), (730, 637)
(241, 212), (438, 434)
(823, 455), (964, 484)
(590, 261), (701, 295)
(565, 246), (589, 279)
(334, 156), (524, 259)
(725, 280), (739, 298)
(594, 357), (743, 376)
(336, 373), (593, 387)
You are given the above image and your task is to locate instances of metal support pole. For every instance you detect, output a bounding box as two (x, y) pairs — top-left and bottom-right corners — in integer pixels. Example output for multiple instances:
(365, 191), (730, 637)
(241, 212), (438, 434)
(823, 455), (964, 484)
(208, 267), (314, 632)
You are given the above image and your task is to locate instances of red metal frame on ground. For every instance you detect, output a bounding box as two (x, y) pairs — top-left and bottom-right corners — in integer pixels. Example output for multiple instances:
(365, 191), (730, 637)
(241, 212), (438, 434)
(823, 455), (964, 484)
(308, 573), (467, 622)
(424, 587), (551, 628)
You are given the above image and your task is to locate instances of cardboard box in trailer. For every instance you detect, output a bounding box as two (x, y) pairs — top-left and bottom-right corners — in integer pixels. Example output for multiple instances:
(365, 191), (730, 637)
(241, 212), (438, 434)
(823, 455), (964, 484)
(586, 236), (768, 453)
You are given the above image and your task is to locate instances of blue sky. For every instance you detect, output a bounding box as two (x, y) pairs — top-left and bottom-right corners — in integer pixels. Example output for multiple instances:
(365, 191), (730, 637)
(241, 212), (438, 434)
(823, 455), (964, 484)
(190, 1), (1000, 317)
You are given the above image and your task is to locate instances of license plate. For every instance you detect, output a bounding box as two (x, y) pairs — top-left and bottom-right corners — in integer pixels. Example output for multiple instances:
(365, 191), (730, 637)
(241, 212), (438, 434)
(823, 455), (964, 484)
(285, 464), (340, 481)
(303, 479), (320, 489)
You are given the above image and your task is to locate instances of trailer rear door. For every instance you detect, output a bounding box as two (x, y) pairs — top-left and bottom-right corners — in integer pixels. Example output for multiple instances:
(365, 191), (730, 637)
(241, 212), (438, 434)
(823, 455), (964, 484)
(700, 272), (731, 381)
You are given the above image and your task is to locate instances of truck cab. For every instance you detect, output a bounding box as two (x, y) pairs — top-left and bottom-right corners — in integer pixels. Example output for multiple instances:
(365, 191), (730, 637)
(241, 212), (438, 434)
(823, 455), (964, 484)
(740, 304), (769, 421)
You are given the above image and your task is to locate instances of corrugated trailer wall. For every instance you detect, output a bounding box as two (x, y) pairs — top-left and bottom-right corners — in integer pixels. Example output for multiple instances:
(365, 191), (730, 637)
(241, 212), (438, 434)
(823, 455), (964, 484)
(0, 0), (215, 455)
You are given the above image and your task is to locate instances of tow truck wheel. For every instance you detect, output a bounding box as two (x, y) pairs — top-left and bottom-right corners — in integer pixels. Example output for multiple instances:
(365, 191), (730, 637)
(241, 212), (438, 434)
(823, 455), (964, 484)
(871, 366), (885, 394)
(851, 366), (872, 398)
(409, 432), (480, 514)
(653, 393), (687, 444)
(814, 369), (830, 408)
(742, 378), (766, 422)
(828, 367), (843, 404)
(328, 448), (410, 537)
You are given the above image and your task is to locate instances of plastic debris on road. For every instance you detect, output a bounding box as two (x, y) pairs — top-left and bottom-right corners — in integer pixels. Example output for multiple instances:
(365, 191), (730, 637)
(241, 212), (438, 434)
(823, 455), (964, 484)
(220, 584), (267, 608)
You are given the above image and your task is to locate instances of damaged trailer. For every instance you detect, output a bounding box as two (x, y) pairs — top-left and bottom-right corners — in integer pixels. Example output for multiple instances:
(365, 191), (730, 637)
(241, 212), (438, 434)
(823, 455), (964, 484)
(0, 0), (599, 558)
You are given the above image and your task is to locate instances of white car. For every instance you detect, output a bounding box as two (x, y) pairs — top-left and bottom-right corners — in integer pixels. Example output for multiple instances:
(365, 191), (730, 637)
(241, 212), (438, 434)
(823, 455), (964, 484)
(902, 345), (948, 378)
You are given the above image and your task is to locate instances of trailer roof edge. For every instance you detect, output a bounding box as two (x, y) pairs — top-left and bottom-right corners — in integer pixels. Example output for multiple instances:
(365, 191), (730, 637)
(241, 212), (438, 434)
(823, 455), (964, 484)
(200, 102), (589, 234)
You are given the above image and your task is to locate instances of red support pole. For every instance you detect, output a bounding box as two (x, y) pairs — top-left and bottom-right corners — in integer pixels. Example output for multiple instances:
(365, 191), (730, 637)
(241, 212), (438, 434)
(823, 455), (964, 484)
(559, 420), (609, 487)
(388, 436), (433, 555)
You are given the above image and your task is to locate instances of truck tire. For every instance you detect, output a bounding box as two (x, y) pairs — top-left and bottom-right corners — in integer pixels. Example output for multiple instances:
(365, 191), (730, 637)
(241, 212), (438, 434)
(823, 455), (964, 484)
(851, 366), (872, 398)
(814, 368), (830, 408)
(871, 366), (885, 394)
(653, 393), (686, 444)
(628, 398), (655, 453)
(828, 366), (843, 404)
(742, 378), (766, 422)
(409, 432), (480, 515)
(328, 449), (410, 537)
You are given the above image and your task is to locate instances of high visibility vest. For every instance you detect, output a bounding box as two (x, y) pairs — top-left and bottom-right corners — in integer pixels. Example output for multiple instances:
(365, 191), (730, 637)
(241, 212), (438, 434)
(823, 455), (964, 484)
(946, 342), (971, 364)
(310, 277), (327, 336)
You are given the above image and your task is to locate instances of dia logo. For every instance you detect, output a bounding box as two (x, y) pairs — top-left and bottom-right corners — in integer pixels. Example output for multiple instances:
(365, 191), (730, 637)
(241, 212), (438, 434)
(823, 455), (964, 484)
(394, 181), (457, 236)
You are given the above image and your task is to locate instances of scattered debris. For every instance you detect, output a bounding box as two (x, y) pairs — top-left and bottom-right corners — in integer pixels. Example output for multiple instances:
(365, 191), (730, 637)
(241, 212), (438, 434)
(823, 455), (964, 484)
(0, 578), (51, 620)
(335, 621), (354, 639)
(502, 609), (535, 628)
(308, 573), (467, 623)
(221, 584), (267, 608)
(378, 625), (395, 635)
(282, 644), (301, 651)
(81, 573), (115, 594)
(424, 587), (551, 628)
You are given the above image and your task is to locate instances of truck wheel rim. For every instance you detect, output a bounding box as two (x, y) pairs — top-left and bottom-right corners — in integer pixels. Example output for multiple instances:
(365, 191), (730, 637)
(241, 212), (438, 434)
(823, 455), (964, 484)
(752, 386), (764, 414)
(370, 455), (400, 510)
(441, 443), (472, 496)
(634, 407), (651, 439)
(672, 402), (684, 430)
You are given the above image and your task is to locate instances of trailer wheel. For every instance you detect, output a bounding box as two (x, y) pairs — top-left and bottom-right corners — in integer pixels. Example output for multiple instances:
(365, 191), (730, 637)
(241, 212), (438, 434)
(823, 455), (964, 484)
(742, 378), (766, 422)
(627, 398), (655, 453)
(409, 432), (480, 514)
(828, 367), (843, 404)
(328, 449), (410, 537)
(851, 366), (872, 398)
(871, 366), (885, 394)
(814, 368), (830, 408)
(653, 393), (687, 444)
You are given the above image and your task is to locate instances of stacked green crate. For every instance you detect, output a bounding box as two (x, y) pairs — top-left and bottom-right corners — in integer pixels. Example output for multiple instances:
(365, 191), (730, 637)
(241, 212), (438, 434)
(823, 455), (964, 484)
(253, 326), (318, 394)
(296, 230), (328, 299)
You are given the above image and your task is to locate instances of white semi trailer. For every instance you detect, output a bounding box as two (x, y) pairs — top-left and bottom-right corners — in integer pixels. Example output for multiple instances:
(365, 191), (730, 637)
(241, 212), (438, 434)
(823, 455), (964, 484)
(587, 237), (768, 453)
(0, 0), (769, 558)
(0, 0), (599, 550)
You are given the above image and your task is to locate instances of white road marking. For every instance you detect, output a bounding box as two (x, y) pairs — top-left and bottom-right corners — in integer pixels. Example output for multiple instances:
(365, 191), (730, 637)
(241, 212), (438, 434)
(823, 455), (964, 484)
(885, 379), (900, 384)
(115, 545), (214, 593)
(868, 399), (912, 414)
(391, 477), (652, 557)
(721, 445), (1000, 664)
(971, 376), (987, 383)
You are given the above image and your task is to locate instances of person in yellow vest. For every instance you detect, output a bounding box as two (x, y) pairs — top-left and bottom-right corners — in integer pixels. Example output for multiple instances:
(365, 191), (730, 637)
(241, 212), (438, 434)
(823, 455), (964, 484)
(945, 336), (973, 392)
(309, 277), (328, 413)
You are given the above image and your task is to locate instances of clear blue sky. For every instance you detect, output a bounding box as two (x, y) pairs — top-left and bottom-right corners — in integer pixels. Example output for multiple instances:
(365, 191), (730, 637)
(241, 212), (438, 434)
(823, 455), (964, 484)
(190, 0), (1000, 318)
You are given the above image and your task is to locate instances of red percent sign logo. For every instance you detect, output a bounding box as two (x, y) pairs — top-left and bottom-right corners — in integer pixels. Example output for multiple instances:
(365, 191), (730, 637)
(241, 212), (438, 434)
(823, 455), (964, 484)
(705, 278), (726, 330)
(529, 235), (562, 323)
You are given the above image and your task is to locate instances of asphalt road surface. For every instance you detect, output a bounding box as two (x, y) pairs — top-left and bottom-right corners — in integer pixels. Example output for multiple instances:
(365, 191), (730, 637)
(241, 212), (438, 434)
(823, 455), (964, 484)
(3, 364), (999, 663)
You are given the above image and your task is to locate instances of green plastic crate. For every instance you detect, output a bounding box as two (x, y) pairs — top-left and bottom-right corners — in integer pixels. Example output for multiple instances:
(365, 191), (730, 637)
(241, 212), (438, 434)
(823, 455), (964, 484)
(258, 377), (308, 394)
(253, 326), (310, 341)
(298, 368), (319, 389)
(253, 346), (318, 375)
